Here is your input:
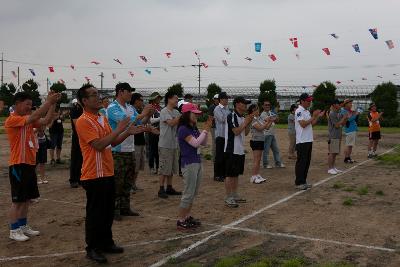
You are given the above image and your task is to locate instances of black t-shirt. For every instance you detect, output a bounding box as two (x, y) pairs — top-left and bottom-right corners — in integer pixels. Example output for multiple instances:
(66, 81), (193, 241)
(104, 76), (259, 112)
(134, 132), (146, 146)
(49, 115), (64, 134)
(70, 104), (83, 138)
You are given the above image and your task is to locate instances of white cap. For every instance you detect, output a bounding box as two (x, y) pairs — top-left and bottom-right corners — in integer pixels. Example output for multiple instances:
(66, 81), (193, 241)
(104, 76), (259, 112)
(178, 99), (188, 108)
(72, 98), (78, 104)
(213, 94), (219, 99)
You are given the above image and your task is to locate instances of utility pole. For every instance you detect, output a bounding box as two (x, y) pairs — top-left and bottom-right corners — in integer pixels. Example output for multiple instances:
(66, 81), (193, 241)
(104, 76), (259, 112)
(99, 72), (104, 89)
(17, 66), (20, 88)
(191, 57), (202, 95)
(1, 52), (3, 87)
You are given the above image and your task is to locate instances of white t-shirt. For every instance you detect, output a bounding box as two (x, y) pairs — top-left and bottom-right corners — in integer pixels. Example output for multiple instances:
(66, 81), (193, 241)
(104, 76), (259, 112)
(294, 105), (313, 144)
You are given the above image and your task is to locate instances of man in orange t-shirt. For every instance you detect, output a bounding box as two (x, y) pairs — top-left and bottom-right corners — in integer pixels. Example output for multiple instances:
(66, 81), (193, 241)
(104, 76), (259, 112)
(5, 91), (60, 242)
(367, 103), (384, 158)
(75, 84), (144, 264)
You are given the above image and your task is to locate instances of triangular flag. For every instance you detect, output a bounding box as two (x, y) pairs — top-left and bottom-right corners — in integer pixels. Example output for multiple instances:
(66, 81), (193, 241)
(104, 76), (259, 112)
(322, 48), (331, 55)
(194, 50), (200, 58)
(268, 54), (277, 61)
(70, 65), (75, 70)
(224, 47), (230, 55)
(28, 69), (36, 76)
(84, 77), (91, 82)
(201, 63), (208, 68)
(113, 58), (122, 65)
(112, 73), (116, 79)
(330, 33), (339, 39)
(244, 57), (252, 61)
(59, 79), (65, 84)
(255, 42), (262, 52)
(362, 77), (367, 80)
(90, 61), (100, 65)
(222, 60), (228, 66)
(385, 40), (394, 49)
(289, 37), (298, 48)
(11, 71), (17, 78)
(165, 52), (172, 58)
(48, 66), (55, 73)
(369, 28), (378, 39)
(336, 81), (341, 84)
(350, 80), (354, 82)
(352, 44), (360, 53)
(140, 56), (148, 63)
(145, 69), (151, 75)
(128, 71), (134, 77)
(377, 75), (383, 78)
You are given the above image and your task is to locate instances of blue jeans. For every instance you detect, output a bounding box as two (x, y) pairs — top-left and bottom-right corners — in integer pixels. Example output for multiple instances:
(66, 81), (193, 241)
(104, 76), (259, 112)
(263, 135), (282, 166)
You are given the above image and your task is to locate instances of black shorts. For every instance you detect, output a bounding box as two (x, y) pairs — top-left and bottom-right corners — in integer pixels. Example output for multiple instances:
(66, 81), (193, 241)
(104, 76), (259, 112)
(369, 131), (381, 140)
(250, 140), (264, 151)
(9, 164), (40, 202)
(224, 153), (245, 177)
(49, 132), (64, 149)
(36, 142), (47, 164)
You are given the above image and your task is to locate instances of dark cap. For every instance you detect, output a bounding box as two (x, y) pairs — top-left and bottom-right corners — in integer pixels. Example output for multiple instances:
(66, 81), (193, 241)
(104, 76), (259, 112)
(218, 92), (229, 100)
(233, 96), (251, 106)
(115, 82), (134, 94)
(298, 93), (313, 102)
(331, 99), (342, 105)
(184, 93), (193, 99)
(369, 102), (376, 109)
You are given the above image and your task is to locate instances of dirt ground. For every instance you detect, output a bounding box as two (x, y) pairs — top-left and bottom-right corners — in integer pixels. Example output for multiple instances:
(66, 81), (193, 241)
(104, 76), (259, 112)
(0, 126), (399, 267)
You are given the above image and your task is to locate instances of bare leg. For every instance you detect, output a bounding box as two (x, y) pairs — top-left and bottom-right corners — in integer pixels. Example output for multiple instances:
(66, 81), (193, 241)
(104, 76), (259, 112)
(49, 149), (55, 161)
(328, 153), (337, 169)
(252, 150), (262, 176)
(166, 175), (173, 186)
(56, 148), (62, 160)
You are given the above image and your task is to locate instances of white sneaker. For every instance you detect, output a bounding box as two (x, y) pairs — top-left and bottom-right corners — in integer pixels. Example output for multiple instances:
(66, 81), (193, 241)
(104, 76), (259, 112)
(277, 163), (286, 168)
(254, 176), (265, 184)
(334, 168), (343, 173)
(20, 225), (40, 236)
(9, 228), (30, 241)
(328, 169), (338, 175)
(250, 175), (257, 183)
(265, 164), (273, 169)
(256, 175), (267, 182)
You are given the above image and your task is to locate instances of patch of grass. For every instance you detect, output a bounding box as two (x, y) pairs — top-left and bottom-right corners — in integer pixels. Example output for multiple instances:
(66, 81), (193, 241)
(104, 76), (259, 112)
(343, 198), (354, 206)
(343, 186), (354, 192)
(214, 255), (244, 267)
(377, 147), (400, 166)
(203, 153), (212, 160)
(281, 258), (305, 267)
(184, 263), (202, 267)
(375, 190), (384, 196)
(246, 259), (272, 267)
(167, 257), (178, 264)
(0, 128), (4, 134)
(332, 181), (345, 189)
(357, 186), (369, 196)
(316, 262), (356, 267)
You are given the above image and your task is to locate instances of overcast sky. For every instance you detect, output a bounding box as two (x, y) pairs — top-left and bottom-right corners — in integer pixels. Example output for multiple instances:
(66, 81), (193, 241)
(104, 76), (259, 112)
(1, 0), (399, 93)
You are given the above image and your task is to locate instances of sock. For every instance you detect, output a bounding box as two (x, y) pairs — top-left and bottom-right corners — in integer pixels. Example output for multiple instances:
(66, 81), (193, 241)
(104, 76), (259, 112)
(18, 218), (27, 227)
(10, 221), (19, 230)
(167, 185), (173, 190)
(159, 186), (164, 191)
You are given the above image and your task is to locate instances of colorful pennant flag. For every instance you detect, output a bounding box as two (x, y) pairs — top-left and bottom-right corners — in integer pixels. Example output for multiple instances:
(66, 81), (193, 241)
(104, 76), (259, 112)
(29, 69), (36, 76)
(165, 52), (172, 58)
(369, 28), (378, 39)
(352, 44), (360, 53)
(255, 42), (262, 52)
(377, 75), (383, 78)
(140, 56), (148, 63)
(222, 60), (228, 66)
(48, 66), (55, 73)
(244, 57), (252, 61)
(336, 81), (341, 84)
(113, 58), (122, 65)
(322, 48), (331, 55)
(330, 33), (339, 39)
(385, 40), (394, 49)
(128, 71), (134, 77)
(84, 77), (91, 82)
(224, 47), (230, 55)
(289, 37), (298, 48)
(112, 73), (116, 79)
(70, 65), (75, 70)
(268, 54), (277, 61)
(11, 71), (17, 78)
(201, 63), (208, 68)
(90, 61), (100, 65)
(194, 50), (200, 58)
(145, 69), (151, 75)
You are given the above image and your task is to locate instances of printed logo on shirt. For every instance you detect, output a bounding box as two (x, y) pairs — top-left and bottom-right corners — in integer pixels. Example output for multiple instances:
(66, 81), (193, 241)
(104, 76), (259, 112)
(297, 112), (302, 117)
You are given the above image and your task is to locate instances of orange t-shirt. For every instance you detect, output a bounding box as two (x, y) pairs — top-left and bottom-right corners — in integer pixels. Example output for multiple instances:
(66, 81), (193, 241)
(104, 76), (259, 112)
(76, 111), (114, 180)
(368, 111), (381, 133)
(5, 113), (39, 166)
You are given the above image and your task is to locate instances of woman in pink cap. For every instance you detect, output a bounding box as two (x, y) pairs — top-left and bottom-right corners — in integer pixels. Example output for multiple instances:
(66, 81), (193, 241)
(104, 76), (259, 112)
(176, 103), (213, 230)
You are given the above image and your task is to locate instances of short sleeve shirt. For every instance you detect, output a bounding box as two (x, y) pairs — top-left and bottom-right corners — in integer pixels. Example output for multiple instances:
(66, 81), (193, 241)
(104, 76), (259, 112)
(5, 113), (40, 166)
(251, 117), (265, 141)
(159, 107), (181, 149)
(76, 111), (114, 180)
(225, 110), (245, 155)
(260, 111), (276, 135)
(178, 125), (201, 168)
(368, 111), (381, 133)
(287, 114), (295, 134)
(295, 105), (313, 144)
(328, 110), (343, 139)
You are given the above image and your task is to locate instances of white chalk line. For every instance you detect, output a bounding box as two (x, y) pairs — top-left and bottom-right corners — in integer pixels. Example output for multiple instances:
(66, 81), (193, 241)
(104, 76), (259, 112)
(149, 147), (396, 267)
(0, 229), (218, 262)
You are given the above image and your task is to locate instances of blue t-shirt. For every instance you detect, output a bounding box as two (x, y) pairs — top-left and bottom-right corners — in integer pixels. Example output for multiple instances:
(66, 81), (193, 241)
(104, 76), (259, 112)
(178, 125), (201, 168)
(340, 108), (358, 134)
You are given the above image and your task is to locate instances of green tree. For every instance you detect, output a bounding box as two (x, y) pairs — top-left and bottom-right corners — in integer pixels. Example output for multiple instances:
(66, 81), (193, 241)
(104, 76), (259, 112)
(22, 79), (42, 107)
(0, 83), (17, 108)
(258, 79), (277, 107)
(370, 82), (398, 118)
(206, 83), (222, 106)
(50, 82), (69, 103)
(167, 83), (184, 97)
(312, 81), (336, 111)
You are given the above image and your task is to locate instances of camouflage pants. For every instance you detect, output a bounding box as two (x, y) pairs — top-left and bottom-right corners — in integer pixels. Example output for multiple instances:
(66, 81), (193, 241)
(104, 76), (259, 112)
(113, 152), (135, 214)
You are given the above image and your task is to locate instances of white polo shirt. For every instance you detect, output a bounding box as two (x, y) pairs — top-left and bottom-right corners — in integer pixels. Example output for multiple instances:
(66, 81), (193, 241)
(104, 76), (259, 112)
(295, 105), (313, 144)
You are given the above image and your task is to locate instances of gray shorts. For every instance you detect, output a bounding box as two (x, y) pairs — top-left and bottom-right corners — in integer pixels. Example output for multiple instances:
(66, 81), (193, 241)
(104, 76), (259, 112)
(134, 145), (145, 173)
(328, 139), (341, 154)
(345, 132), (356, 146)
(180, 163), (202, 209)
(158, 147), (179, 176)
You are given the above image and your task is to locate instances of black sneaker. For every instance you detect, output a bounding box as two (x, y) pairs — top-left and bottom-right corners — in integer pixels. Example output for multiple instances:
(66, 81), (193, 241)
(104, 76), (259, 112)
(86, 249), (107, 263)
(70, 182), (79, 188)
(177, 219), (195, 230)
(187, 216), (201, 227)
(56, 159), (63, 164)
(158, 189), (168, 199)
(166, 187), (182, 195)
